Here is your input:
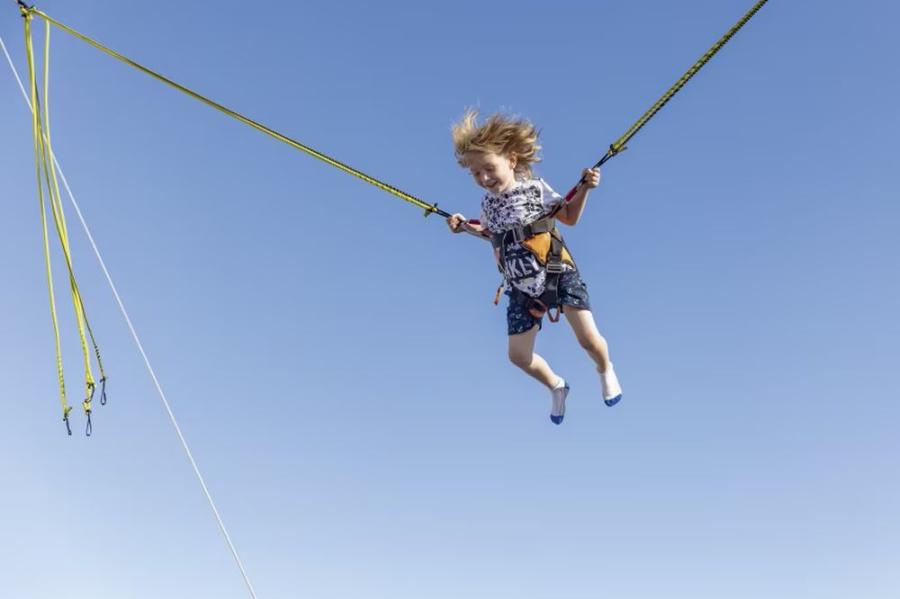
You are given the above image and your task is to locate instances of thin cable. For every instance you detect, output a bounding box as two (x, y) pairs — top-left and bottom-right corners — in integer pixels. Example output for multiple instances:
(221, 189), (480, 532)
(2, 33), (259, 599)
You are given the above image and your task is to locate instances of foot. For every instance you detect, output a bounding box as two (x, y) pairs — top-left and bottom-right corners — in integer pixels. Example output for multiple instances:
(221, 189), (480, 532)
(599, 364), (622, 407)
(550, 378), (569, 425)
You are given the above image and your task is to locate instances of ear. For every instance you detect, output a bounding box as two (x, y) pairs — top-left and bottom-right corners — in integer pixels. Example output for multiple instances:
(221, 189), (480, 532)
(507, 154), (518, 170)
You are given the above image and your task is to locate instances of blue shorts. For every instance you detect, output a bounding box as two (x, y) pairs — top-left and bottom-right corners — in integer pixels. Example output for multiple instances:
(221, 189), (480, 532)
(506, 269), (592, 336)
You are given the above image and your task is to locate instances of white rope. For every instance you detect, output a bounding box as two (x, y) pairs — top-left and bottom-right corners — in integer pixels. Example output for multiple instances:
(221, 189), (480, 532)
(1, 33), (259, 599)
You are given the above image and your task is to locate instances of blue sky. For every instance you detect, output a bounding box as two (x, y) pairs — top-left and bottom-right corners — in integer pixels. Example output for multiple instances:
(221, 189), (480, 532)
(1, 1), (898, 597)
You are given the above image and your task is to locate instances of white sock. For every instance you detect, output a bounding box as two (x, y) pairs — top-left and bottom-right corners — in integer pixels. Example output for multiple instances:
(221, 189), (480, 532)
(550, 377), (568, 419)
(599, 364), (622, 400)
(551, 377), (566, 390)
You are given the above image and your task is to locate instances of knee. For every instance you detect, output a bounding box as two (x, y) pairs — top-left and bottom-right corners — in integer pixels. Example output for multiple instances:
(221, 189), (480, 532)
(576, 332), (602, 353)
(508, 348), (532, 369)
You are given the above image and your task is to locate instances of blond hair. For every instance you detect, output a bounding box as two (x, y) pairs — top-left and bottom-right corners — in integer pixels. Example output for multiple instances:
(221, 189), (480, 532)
(452, 109), (541, 179)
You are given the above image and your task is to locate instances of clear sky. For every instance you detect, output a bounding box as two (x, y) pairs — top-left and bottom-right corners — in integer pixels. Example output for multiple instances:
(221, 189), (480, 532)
(1, 1), (898, 597)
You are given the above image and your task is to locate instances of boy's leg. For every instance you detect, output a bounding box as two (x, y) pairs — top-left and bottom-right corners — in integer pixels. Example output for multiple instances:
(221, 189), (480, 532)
(508, 324), (559, 389)
(563, 307), (611, 372)
(565, 307), (623, 405)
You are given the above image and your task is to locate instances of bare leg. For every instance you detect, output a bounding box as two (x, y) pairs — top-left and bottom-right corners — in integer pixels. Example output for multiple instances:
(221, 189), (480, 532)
(566, 307), (622, 404)
(508, 324), (559, 389)
(564, 307), (612, 372)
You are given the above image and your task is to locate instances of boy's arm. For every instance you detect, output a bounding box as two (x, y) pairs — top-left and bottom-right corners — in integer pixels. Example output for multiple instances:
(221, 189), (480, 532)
(555, 168), (601, 226)
(448, 213), (491, 239)
(447, 213), (469, 232)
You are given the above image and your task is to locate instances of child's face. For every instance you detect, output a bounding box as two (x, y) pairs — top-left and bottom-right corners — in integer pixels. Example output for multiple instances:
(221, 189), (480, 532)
(465, 151), (517, 194)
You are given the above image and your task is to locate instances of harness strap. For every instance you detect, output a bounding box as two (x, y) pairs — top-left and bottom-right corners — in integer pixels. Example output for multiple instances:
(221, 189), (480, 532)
(498, 217), (569, 323)
(491, 217), (555, 249)
(537, 232), (566, 322)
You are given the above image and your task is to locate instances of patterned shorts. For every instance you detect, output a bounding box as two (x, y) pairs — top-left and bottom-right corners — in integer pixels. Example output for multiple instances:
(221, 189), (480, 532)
(506, 269), (592, 336)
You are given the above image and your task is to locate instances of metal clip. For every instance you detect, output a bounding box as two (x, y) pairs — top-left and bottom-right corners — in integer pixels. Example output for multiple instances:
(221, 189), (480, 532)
(546, 261), (564, 274)
(17, 1), (33, 18)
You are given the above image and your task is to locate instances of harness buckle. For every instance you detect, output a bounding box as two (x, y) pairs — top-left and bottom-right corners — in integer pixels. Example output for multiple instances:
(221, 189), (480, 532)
(62, 406), (73, 436)
(546, 261), (564, 274)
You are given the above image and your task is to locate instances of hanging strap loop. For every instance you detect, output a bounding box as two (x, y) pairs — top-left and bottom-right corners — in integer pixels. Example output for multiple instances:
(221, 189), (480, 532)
(23, 9), (107, 435)
(62, 405), (72, 436)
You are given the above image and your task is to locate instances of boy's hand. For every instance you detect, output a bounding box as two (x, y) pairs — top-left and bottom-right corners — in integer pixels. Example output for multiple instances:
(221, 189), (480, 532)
(447, 213), (466, 233)
(582, 167), (601, 189)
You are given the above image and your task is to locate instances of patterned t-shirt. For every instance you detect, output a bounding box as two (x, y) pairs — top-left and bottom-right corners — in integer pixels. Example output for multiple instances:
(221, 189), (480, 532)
(480, 178), (572, 297)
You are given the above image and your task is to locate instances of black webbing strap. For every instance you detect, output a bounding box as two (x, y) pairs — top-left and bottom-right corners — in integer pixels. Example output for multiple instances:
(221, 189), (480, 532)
(491, 217), (555, 249)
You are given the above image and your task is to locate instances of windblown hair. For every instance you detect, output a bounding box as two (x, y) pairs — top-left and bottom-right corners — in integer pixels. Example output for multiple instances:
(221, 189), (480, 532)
(452, 109), (541, 179)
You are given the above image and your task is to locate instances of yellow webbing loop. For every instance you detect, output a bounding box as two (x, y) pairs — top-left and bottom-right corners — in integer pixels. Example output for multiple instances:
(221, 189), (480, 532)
(28, 7), (445, 218)
(24, 12), (106, 432)
(24, 12), (70, 431)
(40, 23), (97, 392)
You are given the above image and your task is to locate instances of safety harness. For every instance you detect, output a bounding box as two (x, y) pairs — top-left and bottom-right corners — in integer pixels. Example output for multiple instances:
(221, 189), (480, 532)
(491, 216), (576, 323)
